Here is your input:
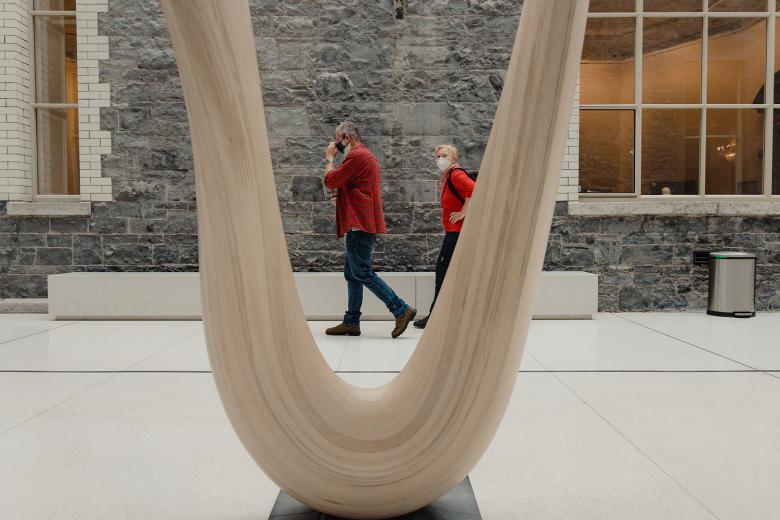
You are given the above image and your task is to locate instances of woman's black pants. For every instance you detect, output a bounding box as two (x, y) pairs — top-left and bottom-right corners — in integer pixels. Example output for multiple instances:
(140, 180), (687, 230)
(430, 231), (460, 313)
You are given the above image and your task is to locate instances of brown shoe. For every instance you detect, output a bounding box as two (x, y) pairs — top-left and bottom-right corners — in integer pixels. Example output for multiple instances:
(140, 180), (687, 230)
(392, 307), (417, 339)
(326, 323), (361, 336)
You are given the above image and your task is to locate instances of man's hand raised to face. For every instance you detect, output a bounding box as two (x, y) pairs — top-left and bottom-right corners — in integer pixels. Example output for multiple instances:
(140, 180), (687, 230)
(326, 142), (338, 161)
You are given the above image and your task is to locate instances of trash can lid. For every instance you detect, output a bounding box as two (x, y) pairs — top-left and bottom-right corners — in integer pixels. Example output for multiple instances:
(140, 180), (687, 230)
(709, 251), (757, 259)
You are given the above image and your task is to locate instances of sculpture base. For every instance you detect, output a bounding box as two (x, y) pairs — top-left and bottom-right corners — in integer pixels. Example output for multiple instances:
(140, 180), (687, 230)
(268, 478), (482, 519)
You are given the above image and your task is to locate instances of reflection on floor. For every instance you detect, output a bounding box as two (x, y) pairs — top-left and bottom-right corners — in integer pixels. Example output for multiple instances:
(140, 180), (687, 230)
(0, 313), (778, 519)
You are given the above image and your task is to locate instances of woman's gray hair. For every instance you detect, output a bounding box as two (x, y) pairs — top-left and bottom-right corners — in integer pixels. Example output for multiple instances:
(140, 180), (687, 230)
(336, 121), (362, 142)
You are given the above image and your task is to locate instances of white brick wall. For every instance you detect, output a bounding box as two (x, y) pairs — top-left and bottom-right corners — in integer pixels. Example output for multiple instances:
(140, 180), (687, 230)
(558, 80), (580, 202)
(0, 0), (33, 202)
(76, 0), (111, 202)
(0, 0), (112, 203)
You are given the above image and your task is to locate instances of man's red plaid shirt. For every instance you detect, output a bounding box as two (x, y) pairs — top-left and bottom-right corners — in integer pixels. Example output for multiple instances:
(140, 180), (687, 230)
(324, 143), (387, 239)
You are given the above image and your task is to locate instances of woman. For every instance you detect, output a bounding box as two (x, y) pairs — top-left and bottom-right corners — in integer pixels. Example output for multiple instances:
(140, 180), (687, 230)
(414, 144), (475, 329)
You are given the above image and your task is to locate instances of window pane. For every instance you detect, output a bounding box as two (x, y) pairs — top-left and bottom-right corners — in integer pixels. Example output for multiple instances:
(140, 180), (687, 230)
(643, 18), (702, 103)
(773, 19), (780, 102)
(34, 15), (78, 104)
(642, 109), (700, 195)
(708, 19), (765, 104)
(581, 18), (635, 104)
(34, 0), (76, 10)
(36, 107), (80, 196)
(581, 110), (636, 193)
(706, 109), (764, 195)
(708, 0), (766, 11)
(645, 0), (703, 11)
(773, 120), (780, 194)
(589, 0), (635, 12)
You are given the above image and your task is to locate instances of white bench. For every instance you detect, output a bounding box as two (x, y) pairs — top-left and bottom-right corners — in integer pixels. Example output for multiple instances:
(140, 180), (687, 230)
(47, 271), (598, 320)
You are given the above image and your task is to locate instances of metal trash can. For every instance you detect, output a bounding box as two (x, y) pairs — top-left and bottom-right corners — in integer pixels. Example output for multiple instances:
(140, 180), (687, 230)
(707, 251), (756, 318)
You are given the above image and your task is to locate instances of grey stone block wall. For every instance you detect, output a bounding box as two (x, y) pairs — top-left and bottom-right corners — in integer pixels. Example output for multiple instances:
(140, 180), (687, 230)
(95, 0), (519, 274)
(546, 209), (780, 312)
(0, 0), (778, 311)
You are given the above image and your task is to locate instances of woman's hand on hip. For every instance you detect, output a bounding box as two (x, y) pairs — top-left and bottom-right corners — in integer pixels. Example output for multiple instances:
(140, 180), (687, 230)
(449, 211), (465, 224)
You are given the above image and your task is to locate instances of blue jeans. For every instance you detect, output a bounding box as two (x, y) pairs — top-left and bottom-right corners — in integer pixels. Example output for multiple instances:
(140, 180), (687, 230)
(343, 230), (408, 325)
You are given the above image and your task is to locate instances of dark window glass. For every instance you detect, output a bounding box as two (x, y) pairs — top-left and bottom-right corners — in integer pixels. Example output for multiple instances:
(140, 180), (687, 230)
(708, 19), (766, 104)
(589, 0), (635, 12)
(709, 0), (766, 12)
(645, 0), (703, 11)
(581, 18), (635, 104)
(36, 108), (81, 196)
(706, 109), (764, 195)
(643, 18), (703, 103)
(581, 110), (636, 193)
(642, 109), (701, 195)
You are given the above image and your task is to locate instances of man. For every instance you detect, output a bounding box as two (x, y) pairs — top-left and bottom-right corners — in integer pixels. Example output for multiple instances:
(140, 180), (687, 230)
(323, 121), (416, 338)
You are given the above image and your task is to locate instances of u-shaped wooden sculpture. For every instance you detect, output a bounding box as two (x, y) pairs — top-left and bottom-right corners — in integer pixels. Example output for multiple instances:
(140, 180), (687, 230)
(160, 1), (588, 517)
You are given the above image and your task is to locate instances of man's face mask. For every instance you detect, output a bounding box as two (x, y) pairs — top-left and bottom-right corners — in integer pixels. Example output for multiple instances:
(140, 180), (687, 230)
(335, 135), (350, 153)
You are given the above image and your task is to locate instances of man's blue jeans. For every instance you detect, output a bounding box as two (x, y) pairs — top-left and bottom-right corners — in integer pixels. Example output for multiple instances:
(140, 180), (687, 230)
(343, 230), (408, 325)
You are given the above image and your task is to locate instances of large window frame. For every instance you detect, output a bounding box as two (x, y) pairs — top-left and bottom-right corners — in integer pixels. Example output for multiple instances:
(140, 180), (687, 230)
(582, 0), (780, 200)
(29, 2), (80, 201)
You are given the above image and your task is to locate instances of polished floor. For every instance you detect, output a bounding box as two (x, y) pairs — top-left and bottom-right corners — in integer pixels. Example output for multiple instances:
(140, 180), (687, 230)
(0, 312), (778, 520)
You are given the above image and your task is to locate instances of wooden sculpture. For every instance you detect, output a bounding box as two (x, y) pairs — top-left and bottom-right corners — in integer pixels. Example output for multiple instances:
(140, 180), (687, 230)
(160, 0), (588, 517)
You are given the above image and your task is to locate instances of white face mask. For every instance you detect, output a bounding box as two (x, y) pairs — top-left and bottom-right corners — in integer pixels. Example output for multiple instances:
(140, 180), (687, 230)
(436, 157), (451, 172)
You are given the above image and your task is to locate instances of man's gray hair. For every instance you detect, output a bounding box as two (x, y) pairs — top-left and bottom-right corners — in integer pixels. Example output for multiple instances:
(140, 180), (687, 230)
(336, 121), (361, 142)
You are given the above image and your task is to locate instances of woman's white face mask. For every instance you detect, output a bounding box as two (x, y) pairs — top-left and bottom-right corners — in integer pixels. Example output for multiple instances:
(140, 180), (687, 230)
(436, 157), (452, 172)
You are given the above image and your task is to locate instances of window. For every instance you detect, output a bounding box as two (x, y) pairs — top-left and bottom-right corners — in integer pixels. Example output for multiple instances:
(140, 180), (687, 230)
(31, 0), (79, 197)
(581, 0), (780, 197)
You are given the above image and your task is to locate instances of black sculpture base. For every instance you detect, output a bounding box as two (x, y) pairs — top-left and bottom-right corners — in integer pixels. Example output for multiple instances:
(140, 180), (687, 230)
(268, 477), (482, 519)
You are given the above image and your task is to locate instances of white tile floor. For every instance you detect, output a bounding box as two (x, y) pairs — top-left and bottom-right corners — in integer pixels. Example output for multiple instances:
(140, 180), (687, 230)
(0, 312), (778, 520)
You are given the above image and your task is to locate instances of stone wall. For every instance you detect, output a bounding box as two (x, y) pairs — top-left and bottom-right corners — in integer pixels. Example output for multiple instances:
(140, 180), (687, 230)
(3, 194), (779, 310)
(0, 0), (522, 297)
(94, 0), (527, 274)
(548, 207), (780, 312)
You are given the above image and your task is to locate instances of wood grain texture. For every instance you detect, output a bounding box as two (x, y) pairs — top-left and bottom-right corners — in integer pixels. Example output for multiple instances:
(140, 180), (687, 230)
(160, 1), (588, 518)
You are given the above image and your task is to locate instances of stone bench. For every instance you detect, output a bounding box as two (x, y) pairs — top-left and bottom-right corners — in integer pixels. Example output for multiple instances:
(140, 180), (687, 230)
(47, 271), (597, 320)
